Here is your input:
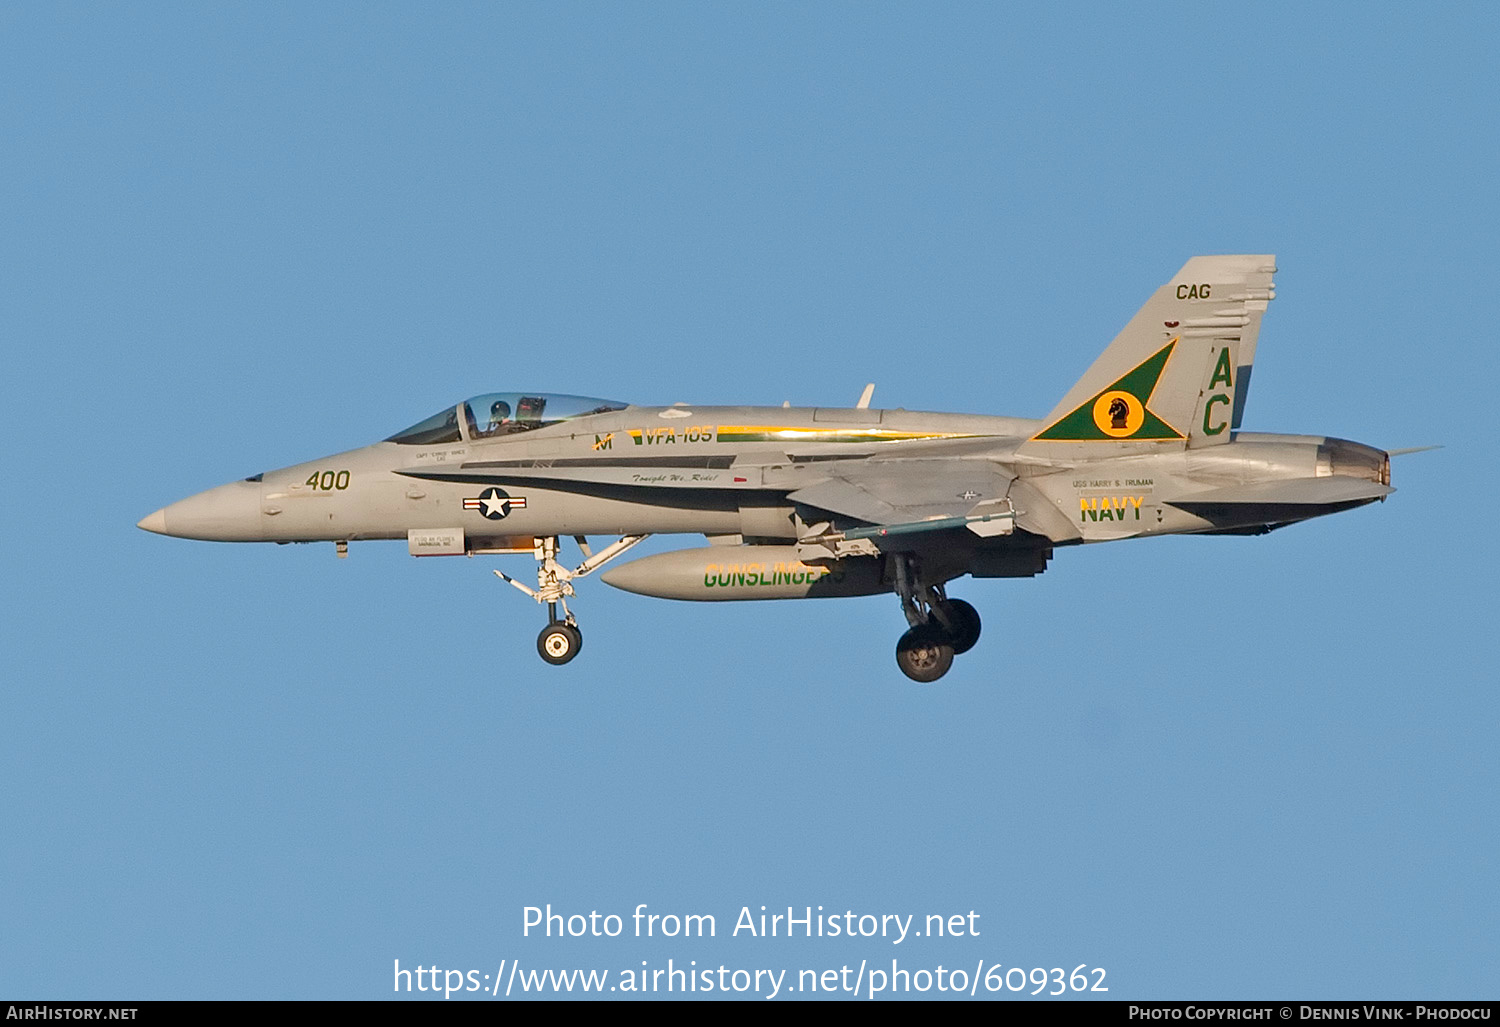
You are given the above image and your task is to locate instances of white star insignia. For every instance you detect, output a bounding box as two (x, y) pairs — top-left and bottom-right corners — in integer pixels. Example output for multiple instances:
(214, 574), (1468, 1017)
(480, 490), (509, 517)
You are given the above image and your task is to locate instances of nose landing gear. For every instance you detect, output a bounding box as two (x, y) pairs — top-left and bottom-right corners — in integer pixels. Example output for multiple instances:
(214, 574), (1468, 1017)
(494, 534), (649, 666)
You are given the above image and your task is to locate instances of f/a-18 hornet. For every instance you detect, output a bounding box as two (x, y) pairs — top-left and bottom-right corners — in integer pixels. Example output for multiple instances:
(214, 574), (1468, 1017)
(140, 255), (1399, 681)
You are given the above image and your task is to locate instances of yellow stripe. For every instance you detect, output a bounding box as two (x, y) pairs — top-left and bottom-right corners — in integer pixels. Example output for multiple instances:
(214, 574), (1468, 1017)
(716, 426), (978, 441)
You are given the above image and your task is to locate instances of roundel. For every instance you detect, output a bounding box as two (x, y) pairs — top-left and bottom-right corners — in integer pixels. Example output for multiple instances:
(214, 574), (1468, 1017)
(463, 486), (528, 520)
(1091, 390), (1145, 438)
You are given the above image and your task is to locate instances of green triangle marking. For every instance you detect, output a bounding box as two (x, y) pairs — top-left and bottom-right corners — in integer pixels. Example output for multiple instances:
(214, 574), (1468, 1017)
(1033, 342), (1185, 442)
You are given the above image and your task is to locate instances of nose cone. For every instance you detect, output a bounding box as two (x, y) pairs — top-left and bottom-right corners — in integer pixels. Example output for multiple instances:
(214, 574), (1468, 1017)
(137, 508), (169, 534)
(137, 480), (265, 541)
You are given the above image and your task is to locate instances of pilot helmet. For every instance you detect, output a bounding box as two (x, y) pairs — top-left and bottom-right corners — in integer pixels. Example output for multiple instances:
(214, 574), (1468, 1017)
(490, 400), (512, 422)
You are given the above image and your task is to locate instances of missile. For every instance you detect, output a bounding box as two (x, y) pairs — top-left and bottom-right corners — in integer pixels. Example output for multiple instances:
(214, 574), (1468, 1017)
(600, 545), (888, 601)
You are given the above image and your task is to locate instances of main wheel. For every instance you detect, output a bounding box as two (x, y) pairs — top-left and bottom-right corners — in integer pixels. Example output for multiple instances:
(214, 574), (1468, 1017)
(895, 624), (954, 683)
(934, 598), (982, 655)
(537, 623), (582, 665)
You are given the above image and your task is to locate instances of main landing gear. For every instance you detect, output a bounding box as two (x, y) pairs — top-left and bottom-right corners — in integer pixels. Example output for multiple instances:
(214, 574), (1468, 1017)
(495, 534), (650, 665)
(891, 555), (982, 683)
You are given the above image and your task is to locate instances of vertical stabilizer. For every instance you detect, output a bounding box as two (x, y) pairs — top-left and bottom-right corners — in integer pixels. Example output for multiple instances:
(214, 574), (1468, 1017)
(1018, 255), (1276, 456)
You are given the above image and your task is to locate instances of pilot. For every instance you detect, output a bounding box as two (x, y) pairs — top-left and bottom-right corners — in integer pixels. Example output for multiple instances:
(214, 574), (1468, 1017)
(487, 400), (512, 436)
(517, 396), (545, 422)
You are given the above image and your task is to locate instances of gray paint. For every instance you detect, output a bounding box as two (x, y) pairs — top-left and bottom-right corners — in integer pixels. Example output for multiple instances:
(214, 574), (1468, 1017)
(139, 256), (1394, 674)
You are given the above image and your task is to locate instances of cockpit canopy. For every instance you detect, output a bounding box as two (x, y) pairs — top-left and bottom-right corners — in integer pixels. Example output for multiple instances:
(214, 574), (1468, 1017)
(386, 393), (629, 446)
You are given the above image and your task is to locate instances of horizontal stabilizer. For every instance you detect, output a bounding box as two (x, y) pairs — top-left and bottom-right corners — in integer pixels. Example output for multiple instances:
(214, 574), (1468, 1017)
(1166, 476), (1392, 509)
(1007, 479), (1084, 542)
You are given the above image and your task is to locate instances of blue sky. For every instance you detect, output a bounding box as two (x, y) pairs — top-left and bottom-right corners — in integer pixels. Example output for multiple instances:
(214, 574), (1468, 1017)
(2, 2), (1494, 1000)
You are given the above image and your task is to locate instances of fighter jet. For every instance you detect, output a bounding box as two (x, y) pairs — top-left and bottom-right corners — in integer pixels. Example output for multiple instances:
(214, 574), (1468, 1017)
(139, 255), (1397, 681)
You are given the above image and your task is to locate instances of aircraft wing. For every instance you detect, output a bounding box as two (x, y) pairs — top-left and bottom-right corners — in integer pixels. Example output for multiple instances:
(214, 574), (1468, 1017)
(786, 459), (1016, 524)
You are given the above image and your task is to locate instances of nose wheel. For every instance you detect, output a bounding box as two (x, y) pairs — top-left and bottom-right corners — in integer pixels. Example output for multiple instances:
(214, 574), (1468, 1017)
(537, 621), (583, 665)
